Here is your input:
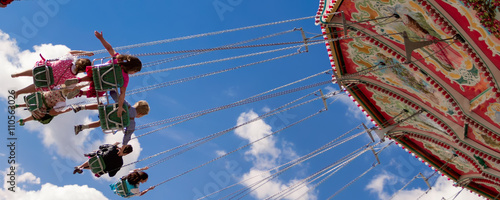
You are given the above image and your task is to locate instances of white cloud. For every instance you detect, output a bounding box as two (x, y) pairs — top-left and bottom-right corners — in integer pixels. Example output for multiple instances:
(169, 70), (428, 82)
(366, 172), (484, 200)
(0, 167), (107, 200)
(0, 183), (108, 200)
(324, 86), (370, 124)
(233, 110), (316, 200)
(235, 110), (280, 169)
(366, 173), (396, 200)
(17, 172), (40, 186)
(240, 169), (317, 200)
(216, 150), (227, 157)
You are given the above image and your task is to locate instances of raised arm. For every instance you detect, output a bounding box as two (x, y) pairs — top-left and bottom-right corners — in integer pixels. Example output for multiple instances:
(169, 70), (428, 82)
(140, 186), (155, 196)
(69, 50), (94, 57)
(117, 86), (127, 118)
(133, 167), (149, 172)
(94, 31), (117, 57)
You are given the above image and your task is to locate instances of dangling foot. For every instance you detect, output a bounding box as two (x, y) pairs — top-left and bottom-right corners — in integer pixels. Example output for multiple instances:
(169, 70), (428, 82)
(74, 125), (83, 135)
(63, 78), (79, 89)
(71, 105), (83, 113)
(66, 89), (81, 99)
(73, 167), (83, 174)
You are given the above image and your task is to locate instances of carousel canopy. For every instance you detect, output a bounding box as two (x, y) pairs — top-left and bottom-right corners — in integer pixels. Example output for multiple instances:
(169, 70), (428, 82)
(317, 0), (500, 198)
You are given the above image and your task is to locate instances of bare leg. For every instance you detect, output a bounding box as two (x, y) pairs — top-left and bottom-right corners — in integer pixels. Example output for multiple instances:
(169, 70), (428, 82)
(11, 69), (33, 78)
(15, 103), (27, 108)
(83, 104), (99, 110)
(75, 121), (101, 135)
(79, 76), (92, 82)
(83, 121), (101, 130)
(15, 84), (36, 99)
(78, 160), (90, 169)
(74, 160), (89, 174)
(18, 116), (34, 126)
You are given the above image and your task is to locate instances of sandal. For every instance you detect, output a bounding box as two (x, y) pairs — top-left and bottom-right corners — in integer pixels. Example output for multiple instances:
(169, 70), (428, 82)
(73, 167), (83, 174)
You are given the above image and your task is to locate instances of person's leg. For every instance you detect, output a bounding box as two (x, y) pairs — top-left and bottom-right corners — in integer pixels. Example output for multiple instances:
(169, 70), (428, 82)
(11, 69), (33, 78)
(71, 103), (99, 113)
(64, 76), (91, 87)
(65, 84), (88, 99)
(14, 84), (36, 99)
(18, 116), (33, 126)
(14, 103), (27, 108)
(79, 160), (90, 169)
(74, 121), (100, 135)
(122, 131), (132, 145)
(74, 160), (89, 174)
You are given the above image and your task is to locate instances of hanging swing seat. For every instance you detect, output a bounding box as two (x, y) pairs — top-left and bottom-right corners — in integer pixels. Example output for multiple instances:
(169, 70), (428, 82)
(23, 92), (47, 112)
(98, 103), (130, 132)
(92, 64), (124, 92)
(89, 155), (107, 176)
(111, 178), (136, 198)
(32, 65), (54, 89)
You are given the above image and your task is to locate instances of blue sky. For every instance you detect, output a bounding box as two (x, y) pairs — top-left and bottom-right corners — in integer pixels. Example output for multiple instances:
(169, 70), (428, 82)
(0, 0), (483, 200)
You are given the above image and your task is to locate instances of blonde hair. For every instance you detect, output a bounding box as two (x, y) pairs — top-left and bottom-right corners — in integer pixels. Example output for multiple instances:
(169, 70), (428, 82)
(133, 100), (150, 115)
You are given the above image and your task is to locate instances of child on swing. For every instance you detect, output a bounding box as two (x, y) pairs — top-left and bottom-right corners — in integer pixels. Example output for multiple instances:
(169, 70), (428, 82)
(14, 85), (87, 125)
(74, 142), (133, 177)
(11, 50), (93, 99)
(66, 31), (142, 118)
(72, 90), (150, 145)
(109, 167), (155, 198)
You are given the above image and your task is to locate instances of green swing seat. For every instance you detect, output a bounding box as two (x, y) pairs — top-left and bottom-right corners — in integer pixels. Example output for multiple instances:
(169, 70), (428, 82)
(98, 103), (130, 132)
(32, 65), (54, 89)
(23, 92), (46, 112)
(89, 155), (107, 175)
(92, 64), (124, 92)
(114, 179), (131, 197)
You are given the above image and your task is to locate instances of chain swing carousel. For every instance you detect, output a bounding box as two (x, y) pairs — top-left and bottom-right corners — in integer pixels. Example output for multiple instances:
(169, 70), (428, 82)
(317, 0), (500, 198)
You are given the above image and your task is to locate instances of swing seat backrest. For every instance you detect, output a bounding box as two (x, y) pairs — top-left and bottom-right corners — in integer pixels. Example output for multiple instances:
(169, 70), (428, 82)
(32, 65), (54, 89)
(23, 92), (46, 112)
(98, 103), (130, 132)
(88, 155), (107, 175)
(114, 179), (134, 198)
(92, 64), (124, 92)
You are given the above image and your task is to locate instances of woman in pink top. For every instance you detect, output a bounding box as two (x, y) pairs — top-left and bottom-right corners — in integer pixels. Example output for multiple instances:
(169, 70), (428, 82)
(68, 31), (142, 118)
(11, 51), (93, 99)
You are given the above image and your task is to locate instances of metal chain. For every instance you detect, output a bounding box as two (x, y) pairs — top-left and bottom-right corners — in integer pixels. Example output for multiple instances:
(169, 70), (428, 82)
(140, 29), (301, 68)
(91, 16), (316, 54)
(229, 131), (368, 200)
(281, 156), (355, 200)
(388, 175), (419, 200)
(151, 108), (326, 189)
(131, 39), (321, 57)
(135, 79), (331, 130)
(124, 89), (331, 169)
(130, 40), (315, 77)
(125, 90), (320, 168)
(264, 143), (374, 200)
(126, 51), (303, 95)
(325, 164), (378, 200)
(276, 147), (374, 200)
(198, 128), (366, 200)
